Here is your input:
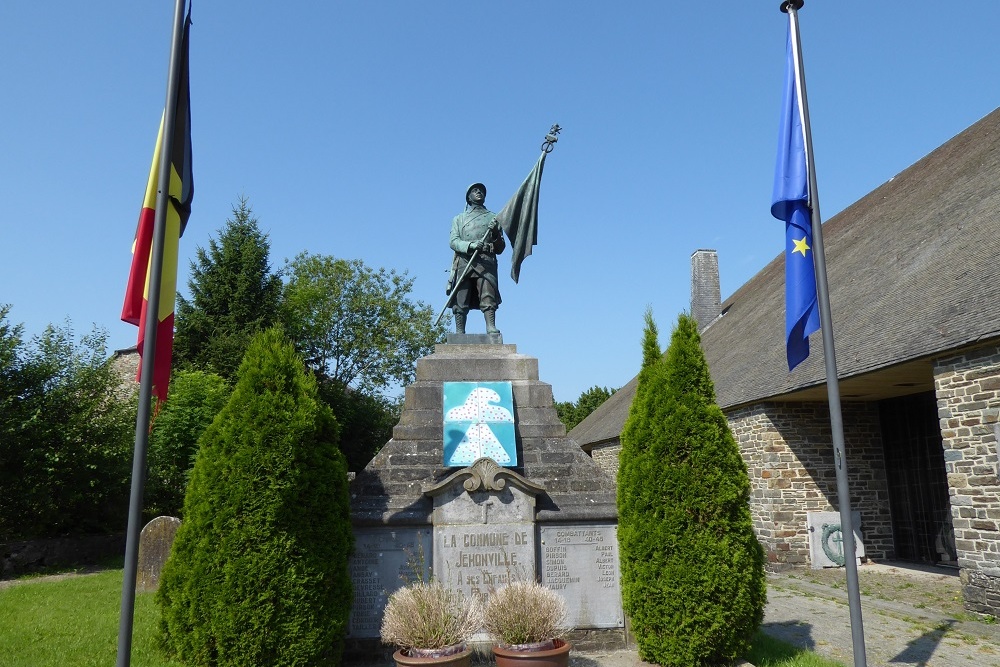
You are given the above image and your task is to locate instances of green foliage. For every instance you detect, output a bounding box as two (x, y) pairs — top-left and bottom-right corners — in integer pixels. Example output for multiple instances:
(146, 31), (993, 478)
(157, 328), (353, 666)
(145, 370), (230, 519)
(173, 197), (282, 381)
(555, 385), (617, 431)
(0, 308), (136, 540)
(280, 252), (447, 397)
(617, 312), (766, 666)
(317, 378), (399, 472)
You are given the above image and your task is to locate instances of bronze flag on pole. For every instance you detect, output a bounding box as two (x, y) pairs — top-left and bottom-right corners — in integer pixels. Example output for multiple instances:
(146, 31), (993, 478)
(495, 151), (544, 284)
(494, 124), (559, 283)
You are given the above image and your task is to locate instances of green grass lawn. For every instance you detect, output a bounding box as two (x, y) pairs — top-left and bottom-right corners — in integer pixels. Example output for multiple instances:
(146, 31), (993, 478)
(746, 632), (846, 666)
(0, 569), (843, 667)
(0, 570), (178, 667)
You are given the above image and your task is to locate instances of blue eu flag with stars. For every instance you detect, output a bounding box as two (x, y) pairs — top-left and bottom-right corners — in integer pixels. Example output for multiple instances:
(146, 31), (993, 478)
(771, 26), (820, 371)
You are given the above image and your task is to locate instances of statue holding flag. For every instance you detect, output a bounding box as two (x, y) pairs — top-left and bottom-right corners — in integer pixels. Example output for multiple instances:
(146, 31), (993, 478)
(436, 125), (561, 335)
(447, 183), (506, 334)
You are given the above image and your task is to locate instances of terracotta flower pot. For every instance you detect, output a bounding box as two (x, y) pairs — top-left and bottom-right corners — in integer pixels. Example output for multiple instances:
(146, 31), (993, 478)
(492, 638), (571, 667)
(393, 644), (472, 667)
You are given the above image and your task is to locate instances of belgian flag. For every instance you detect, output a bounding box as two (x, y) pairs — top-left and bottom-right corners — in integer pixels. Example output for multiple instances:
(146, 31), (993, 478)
(121, 9), (193, 404)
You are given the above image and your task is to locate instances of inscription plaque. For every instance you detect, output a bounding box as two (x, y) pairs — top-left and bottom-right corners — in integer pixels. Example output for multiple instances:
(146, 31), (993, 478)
(348, 527), (433, 638)
(540, 524), (623, 628)
(434, 523), (535, 604)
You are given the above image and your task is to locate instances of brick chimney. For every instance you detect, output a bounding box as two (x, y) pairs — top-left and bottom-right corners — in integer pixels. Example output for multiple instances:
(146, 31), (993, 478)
(690, 249), (721, 332)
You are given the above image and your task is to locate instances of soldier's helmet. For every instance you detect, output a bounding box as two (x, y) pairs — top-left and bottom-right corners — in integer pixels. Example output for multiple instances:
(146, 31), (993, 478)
(466, 183), (486, 204)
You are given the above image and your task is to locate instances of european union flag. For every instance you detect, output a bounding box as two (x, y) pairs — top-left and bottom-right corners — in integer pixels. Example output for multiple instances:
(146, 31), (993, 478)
(771, 26), (820, 371)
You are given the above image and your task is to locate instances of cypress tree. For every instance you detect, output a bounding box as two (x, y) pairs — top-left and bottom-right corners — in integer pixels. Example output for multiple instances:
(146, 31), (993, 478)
(617, 312), (766, 666)
(157, 327), (353, 666)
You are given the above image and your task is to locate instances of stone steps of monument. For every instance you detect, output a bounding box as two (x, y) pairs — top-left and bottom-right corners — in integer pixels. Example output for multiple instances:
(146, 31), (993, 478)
(402, 380), (557, 411)
(415, 355), (539, 382)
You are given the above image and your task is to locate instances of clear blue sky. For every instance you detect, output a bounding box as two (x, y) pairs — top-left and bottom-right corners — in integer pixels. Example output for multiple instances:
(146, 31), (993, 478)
(2, 2), (998, 402)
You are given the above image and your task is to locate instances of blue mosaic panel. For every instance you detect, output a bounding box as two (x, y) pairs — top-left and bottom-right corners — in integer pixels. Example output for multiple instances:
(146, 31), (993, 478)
(442, 381), (516, 467)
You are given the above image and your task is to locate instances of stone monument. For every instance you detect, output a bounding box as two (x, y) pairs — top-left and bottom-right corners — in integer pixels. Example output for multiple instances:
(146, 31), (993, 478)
(136, 515), (181, 592)
(346, 342), (623, 658)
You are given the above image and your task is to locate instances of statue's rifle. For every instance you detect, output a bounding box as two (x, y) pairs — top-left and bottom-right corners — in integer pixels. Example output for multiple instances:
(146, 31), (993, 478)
(433, 221), (498, 327)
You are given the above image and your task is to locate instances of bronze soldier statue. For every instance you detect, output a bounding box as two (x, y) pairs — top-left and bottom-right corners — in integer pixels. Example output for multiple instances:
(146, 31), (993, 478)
(447, 183), (506, 334)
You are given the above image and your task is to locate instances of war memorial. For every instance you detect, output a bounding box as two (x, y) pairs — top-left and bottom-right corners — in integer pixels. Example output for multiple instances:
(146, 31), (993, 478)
(343, 127), (629, 656)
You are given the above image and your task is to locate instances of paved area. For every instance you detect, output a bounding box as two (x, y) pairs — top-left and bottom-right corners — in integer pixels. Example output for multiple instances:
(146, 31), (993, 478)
(567, 562), (1000, 667)
(763, 563), (1000, 666)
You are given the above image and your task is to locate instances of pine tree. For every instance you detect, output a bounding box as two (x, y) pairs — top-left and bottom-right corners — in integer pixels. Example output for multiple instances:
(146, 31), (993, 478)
(157, 328), (353, 666)
(617, 311), (766, 666)
(173, 197), (282, 380)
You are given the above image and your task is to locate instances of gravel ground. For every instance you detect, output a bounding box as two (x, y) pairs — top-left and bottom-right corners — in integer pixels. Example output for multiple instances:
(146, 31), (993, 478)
(764, 561), (1000, 666)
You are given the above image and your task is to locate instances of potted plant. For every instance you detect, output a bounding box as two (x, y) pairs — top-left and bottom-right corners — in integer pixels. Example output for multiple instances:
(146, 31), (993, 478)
(484, 580), (571, 667)
(380, 581), (484, 667)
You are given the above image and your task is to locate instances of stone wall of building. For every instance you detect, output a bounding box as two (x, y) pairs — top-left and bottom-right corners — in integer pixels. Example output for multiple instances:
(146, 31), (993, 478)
(588, 442), (622, 480)
(727, 401), (893, 567)
(581, 401), (894, 568)
(933, 343), (1000, 615)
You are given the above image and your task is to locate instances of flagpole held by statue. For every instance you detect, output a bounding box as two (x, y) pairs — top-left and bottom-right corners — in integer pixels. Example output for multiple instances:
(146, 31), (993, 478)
(434, 125), (561, 333)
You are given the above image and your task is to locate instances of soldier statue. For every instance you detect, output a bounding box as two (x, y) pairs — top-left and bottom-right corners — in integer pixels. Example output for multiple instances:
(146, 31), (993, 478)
(446, 183), (506, 334)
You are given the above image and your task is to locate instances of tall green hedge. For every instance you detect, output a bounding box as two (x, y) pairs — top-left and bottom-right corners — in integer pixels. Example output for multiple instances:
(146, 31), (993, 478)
(146, 370), (230, 520)
(157, 328), (354, 666)
(0, 314), (135, 540)
(617, 311), (766, 666)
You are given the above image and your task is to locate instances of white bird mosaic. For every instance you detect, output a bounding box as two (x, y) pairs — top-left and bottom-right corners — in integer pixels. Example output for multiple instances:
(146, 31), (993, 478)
(446, 387), (514, 464)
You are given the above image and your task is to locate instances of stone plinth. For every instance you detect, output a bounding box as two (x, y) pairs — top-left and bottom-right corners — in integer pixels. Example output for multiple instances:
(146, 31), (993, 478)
(346, 342), (624, 651)
(350, 343), (618, 526)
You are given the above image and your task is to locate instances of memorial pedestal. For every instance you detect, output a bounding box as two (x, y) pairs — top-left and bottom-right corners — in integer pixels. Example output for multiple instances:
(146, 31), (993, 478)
(346, 343), (624, 657)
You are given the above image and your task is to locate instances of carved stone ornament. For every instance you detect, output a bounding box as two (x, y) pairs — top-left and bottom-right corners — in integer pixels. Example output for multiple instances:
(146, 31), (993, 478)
(423, 457), (545, 498)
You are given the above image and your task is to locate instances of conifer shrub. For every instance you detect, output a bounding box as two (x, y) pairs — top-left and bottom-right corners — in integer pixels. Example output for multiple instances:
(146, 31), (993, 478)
(617, 311), (766, 666)
(157, 328), (353, 666)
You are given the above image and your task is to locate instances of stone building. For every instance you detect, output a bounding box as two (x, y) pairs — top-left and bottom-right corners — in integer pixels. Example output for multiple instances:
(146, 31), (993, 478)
(571, 108), (1000, 615)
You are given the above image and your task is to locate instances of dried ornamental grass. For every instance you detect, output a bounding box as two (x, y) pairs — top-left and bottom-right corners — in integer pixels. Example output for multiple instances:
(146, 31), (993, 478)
(484, 581), (568, 647)
(380, 581), (484, 651)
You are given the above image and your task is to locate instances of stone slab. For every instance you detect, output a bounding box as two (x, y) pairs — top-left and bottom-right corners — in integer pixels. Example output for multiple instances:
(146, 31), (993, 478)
(416, 356), (539, 382)
(348, 527), (433, 638)
(137, 516), (180, 592)
(433, 522), (535, 604)
(539, 524), (623, 629)
(432, 483), (537, 526)
(445, 333), (504, 345)
(806, 510), (864, 568)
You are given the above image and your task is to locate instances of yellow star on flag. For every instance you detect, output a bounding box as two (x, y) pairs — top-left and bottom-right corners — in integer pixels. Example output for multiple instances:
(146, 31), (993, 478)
(791, 237), (810, 257)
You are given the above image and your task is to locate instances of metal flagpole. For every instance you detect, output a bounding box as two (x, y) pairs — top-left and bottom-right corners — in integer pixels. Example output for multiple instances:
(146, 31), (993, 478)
(116, 1), (189, 665)
(780, 2), (868, 666)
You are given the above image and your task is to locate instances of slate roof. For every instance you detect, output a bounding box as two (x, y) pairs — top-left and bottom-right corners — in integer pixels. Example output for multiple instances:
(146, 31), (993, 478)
(571, 107), (1000, 444)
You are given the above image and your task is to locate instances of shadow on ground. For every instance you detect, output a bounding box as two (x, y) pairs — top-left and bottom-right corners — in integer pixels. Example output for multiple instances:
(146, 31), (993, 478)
(886, 619), (954, 666)
(760, 620), (817, 653)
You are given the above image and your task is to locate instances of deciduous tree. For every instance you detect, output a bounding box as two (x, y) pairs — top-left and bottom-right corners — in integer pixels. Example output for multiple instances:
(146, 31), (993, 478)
(146, 370), (230, 519)
(280, 252), (446, 396)
(0, 310), (135, 539)
(555, 385), (617, 431)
